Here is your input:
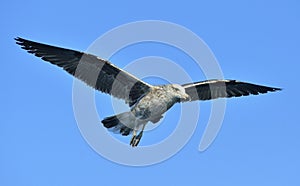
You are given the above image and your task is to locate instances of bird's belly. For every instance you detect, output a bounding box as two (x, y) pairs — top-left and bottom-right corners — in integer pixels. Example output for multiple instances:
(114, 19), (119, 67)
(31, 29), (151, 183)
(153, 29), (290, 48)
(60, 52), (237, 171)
(132, 96), (174, 121)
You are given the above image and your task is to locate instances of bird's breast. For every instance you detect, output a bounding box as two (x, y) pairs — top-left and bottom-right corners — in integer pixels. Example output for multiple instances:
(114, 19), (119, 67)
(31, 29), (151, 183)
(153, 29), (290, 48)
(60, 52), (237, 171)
(132, 89), (176, 120)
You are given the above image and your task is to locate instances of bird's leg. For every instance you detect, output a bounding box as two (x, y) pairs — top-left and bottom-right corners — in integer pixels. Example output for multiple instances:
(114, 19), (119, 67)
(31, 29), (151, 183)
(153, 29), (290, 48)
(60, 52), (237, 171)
(130, 123), (146, 147)
(130, 129), (137, 146)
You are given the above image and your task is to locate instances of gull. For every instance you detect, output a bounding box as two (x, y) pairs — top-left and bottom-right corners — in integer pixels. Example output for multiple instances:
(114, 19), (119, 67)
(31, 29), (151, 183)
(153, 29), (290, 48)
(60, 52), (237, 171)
(15, 37), (281, 147)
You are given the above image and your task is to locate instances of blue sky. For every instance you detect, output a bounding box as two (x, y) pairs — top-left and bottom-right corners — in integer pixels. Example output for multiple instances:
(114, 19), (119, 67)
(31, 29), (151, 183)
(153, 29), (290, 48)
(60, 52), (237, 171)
(1, 0), (300, 185)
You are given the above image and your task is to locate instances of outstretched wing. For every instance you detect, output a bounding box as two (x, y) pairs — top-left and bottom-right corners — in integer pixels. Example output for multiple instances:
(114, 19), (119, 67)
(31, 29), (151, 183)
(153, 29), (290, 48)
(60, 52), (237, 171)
(182, 79), (281, 101)
(15, 37), (152, 106)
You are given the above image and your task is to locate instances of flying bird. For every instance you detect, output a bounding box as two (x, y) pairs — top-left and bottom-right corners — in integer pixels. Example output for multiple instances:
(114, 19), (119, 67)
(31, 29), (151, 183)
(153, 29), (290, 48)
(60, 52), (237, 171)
(15, 37), (281, 147)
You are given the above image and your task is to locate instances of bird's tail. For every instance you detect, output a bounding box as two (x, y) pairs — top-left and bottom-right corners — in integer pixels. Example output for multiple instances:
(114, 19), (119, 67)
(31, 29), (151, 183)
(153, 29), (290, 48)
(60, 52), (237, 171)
(101, 112), (133, 136)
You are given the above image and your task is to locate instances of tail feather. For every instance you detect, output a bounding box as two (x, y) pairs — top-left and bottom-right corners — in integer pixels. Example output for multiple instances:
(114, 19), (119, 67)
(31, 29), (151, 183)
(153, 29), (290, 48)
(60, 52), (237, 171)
(101, 112), (133, 136)
(102, 115), (119, 128)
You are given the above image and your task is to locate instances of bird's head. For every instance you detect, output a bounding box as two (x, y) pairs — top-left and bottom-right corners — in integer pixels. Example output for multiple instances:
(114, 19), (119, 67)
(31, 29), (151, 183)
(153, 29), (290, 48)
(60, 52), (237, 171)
(170, 84), (191, 102)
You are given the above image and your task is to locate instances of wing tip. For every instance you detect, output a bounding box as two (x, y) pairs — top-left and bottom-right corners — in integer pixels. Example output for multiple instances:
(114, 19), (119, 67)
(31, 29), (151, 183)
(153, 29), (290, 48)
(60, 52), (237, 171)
(15, 37), (30, 48)
(14, 36), (20, 41)
(274, 87), (282, 91)
(268, 87), (282, 92)
(14, 36), (25, 42)
(15, 37), (23, 44)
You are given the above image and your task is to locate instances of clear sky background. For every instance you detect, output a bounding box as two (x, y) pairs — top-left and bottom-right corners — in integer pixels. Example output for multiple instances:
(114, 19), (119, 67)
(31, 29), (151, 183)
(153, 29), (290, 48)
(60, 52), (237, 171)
(1, 0), (299, 185)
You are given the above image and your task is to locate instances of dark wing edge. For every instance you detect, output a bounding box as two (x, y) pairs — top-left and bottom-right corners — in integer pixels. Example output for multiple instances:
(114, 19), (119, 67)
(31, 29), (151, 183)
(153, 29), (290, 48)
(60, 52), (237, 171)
(182, 79), (281, 101)
(15, 37), (152, 106)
